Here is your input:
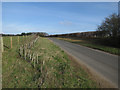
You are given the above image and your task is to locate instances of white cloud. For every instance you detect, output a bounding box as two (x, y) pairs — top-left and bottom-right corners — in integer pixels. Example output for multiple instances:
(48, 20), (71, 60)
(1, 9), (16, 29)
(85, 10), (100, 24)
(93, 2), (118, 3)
(59, 20), (73, 26)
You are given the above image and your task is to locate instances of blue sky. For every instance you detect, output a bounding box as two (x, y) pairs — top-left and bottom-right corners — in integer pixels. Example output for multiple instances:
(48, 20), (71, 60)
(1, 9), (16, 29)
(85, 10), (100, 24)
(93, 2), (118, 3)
(2, 2), (118, 35)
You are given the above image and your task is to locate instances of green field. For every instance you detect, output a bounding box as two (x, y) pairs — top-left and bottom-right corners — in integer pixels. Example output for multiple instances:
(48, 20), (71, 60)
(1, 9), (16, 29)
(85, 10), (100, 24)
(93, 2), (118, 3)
(57, 37), (119, 55)
(2, 36), (97, 88)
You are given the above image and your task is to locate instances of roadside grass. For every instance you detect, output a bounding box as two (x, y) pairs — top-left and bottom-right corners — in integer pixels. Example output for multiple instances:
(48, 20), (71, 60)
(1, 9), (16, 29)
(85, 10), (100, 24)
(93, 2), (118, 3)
(2, 36), (37, 88)
(30, 37), (97, 88)
(57, 37), (119, 55)
(2, 36), (97, 88)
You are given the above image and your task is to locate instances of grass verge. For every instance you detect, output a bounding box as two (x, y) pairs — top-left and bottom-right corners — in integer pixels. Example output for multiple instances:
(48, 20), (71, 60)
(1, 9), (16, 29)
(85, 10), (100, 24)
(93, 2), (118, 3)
(2, 36), (97, 88)
(57, 37), (119, 55)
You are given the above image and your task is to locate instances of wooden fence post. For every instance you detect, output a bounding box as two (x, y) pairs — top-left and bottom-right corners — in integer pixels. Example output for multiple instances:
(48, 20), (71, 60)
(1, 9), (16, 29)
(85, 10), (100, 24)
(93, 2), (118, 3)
(29, 50), (31, 60)
(1, 36), (4, 52)
(24, 49), (26, 60)
(43, 60), (45, 65)
(10, 37), (12, 48)
(32, 53), (34, 62)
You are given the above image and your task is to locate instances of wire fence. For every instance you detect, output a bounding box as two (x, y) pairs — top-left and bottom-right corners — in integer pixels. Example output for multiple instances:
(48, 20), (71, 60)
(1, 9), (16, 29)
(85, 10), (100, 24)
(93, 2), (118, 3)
(3, 35), (46, 85)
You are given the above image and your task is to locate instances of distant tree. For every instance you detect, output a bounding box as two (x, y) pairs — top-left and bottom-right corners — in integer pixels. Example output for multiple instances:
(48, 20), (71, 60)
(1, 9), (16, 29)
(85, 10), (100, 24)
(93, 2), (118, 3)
(96, 13), (119, 37)
(37, 32), (48, 37)
(21, 32), (26, 36)
(26, 33), (32, 35)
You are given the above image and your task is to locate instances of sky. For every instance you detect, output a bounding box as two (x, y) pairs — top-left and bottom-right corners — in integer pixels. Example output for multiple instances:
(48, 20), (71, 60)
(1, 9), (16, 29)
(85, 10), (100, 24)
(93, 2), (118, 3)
(2, 2), (118, 35)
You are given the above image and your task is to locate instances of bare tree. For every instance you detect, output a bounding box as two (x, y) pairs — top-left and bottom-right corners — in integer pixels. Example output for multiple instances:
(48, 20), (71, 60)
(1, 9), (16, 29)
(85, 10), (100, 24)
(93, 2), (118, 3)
(97, 13), (119, 37)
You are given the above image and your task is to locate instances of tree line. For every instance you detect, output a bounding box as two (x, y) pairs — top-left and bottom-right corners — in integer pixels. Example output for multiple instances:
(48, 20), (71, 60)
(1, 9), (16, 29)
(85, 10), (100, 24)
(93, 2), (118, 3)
(2, 32), (48, 37)
(96, 13), (119, 38)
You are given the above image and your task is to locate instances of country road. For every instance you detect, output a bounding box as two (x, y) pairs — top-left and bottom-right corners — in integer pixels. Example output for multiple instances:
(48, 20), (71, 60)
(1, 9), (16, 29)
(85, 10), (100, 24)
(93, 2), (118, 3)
(49, 38), (119, 88)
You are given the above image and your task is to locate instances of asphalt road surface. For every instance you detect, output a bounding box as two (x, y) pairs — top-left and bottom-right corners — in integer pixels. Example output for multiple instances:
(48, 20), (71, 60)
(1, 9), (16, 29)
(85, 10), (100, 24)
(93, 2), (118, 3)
(49, 38), (119, 88)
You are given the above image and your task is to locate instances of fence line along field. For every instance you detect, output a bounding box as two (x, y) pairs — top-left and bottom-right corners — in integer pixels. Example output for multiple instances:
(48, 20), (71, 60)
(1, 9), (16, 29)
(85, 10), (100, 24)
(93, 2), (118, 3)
(2, 35), (98, 88)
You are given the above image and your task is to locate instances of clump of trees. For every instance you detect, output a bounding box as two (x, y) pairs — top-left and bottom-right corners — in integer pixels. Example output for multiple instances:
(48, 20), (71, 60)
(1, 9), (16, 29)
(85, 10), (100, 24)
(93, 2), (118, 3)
(95, 13), (120, 48)
(21, 32), (48, 37)
(96, 13), (120, 38)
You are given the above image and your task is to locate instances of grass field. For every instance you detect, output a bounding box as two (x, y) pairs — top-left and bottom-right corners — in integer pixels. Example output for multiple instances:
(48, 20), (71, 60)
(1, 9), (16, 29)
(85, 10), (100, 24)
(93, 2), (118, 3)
(2, 36), (97, 88)
(57, 37), (119, 55)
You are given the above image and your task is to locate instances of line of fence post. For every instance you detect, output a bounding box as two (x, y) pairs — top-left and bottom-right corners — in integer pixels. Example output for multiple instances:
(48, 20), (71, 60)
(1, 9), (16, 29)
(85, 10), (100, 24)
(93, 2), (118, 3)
(18, 35), (40, 68)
